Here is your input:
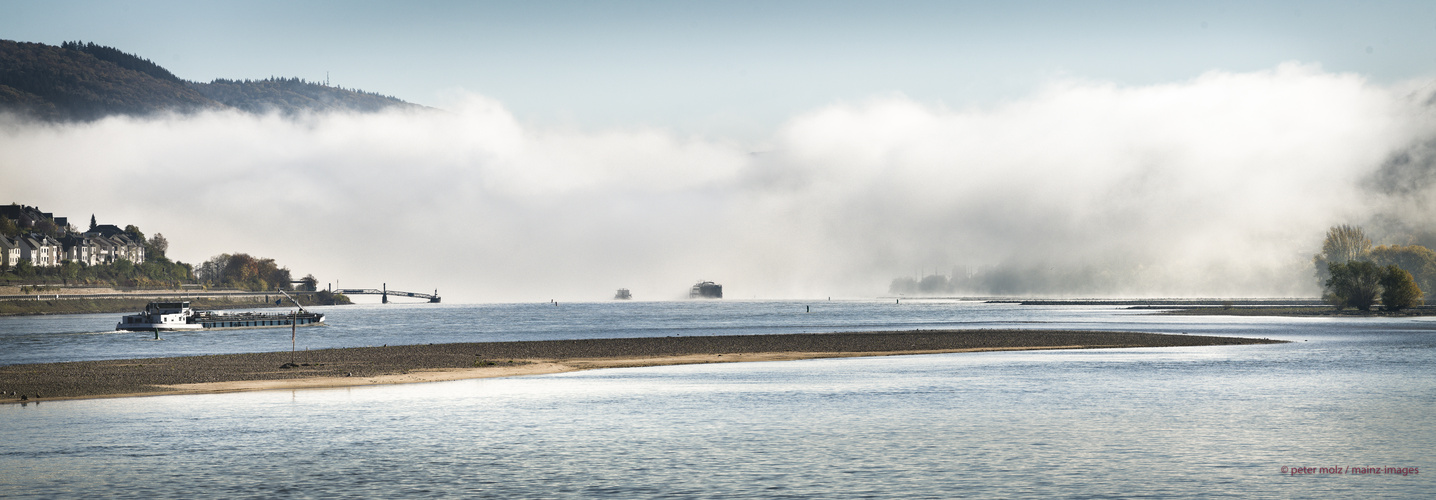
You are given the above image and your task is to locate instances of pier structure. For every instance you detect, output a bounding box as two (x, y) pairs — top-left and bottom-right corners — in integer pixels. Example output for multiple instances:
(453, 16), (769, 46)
(335, 283), (441, 303)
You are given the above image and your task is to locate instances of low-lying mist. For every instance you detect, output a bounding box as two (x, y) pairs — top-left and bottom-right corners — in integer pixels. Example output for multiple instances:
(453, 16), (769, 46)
(5, 63), (1434, 302)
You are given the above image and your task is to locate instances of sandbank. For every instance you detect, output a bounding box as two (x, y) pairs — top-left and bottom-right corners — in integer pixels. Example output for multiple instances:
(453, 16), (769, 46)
(0, 329), (1282, 403)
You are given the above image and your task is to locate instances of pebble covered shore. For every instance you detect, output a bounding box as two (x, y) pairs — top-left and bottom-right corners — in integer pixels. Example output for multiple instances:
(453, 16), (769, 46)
(0, 329), (1281, 402)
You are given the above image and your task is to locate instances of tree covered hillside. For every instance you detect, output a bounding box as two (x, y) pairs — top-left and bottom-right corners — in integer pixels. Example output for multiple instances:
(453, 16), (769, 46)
(194, 77), (410, 115)
(0, 40), (217, 121)
(0, 39), (418, 121)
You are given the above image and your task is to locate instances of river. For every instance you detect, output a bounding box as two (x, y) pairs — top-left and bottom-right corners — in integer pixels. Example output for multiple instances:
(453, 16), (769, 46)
(0, 300), (1430, 498)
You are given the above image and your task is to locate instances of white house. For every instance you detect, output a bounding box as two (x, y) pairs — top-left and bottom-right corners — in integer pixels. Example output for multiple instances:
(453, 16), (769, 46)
(110, 234), (145, 264)
(19, 234), (62, 267)
(83, 226), (146, 265)
(60, 234), (98, 266)
(0, 235), (20, 268)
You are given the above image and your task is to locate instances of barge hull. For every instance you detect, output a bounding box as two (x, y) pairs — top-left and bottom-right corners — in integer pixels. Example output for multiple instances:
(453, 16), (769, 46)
(194, 322), (326, 331)
(195, 316), (326, 329)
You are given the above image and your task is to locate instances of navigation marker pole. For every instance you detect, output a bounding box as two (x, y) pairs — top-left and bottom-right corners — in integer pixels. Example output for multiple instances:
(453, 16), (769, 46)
(278, 288), (302, 364)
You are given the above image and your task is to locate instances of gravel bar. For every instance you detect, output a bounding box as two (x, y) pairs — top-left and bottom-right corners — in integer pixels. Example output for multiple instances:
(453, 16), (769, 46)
(0, 329), (1281, 402)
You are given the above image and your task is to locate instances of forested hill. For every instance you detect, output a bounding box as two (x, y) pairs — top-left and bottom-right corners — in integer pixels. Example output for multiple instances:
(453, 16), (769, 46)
(0, 40), (418, 121)
(194, 77), (409, 115)
(0, 40), (217, 120)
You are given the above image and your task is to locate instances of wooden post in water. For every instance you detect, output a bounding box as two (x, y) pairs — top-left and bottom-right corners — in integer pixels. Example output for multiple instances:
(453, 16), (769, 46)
(291, 310), (297, 364)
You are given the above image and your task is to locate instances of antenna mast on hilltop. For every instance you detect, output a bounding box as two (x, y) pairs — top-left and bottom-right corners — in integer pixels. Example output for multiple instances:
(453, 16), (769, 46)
(325, 71), (330, 87)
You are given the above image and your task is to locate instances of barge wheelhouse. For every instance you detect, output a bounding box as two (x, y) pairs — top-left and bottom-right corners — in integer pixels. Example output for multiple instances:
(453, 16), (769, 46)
(117, 301), (203, 331)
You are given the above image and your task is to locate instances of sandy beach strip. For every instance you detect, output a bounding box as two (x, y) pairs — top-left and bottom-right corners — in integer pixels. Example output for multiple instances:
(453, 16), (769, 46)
(0, 329), (1282, 403)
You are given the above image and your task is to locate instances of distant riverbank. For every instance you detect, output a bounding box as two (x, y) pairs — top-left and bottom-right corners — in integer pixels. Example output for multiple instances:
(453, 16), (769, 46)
(1153, 305), (1436, 316)
(974, 298), (1436, 317)
(0, 329), (1282, 403)
(0, 293), (344, 316)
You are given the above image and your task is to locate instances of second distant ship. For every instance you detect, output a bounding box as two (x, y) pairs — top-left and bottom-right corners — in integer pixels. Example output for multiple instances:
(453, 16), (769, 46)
(689, 281), (722, 299)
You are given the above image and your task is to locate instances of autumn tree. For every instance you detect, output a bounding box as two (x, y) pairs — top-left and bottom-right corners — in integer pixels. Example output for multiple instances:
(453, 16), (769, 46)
(0, 217), (18, 237)
(1369, 244), (1436, 295)
(1323, 225), (1372, 262)
(196, 254), (230, 284)
(1314, 225), (1373, 285)
(1325, 260), (1383, 311)
(1379, 265), (1424, 311)
(60, 260), (80, 283)
(33, 218), (61, 238)
(112, 259), (133, 278)
(299, 274), (318, 291)
(123, 224), (144, 242)
(146, 233), (168, 259)
(199, 253), (294, 291)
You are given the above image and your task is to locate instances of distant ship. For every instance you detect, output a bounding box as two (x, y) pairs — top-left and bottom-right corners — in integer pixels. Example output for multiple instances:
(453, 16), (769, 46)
(689, 281), (722, 299)
(614, 288), (632, 300)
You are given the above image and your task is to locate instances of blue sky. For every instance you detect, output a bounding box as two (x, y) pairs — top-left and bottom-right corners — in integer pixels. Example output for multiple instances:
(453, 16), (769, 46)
(7, 1), (1434, 138)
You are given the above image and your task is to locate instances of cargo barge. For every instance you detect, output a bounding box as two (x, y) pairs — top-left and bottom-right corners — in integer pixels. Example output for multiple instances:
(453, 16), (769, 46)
(117, 292), (325, 332)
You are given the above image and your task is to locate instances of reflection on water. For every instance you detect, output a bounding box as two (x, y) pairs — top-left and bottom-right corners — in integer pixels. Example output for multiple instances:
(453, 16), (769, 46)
(0, 303), (1432, 498)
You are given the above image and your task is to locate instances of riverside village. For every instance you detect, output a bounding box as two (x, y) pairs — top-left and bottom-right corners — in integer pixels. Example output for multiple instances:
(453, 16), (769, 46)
(0, 204), (145, 270)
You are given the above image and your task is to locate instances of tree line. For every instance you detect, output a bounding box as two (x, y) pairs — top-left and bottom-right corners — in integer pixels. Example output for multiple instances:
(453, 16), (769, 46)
(60, 40), (183, 83)
(0, 39), (215, 121)
(194, 253), (316, 292)
(1315, 225), (1429, 311)
(2, 39), (414, 122)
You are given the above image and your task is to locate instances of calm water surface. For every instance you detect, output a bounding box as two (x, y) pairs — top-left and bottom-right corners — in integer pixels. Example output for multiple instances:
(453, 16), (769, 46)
(0, 299), (1320, 365)
(1, 301), (1431, 498)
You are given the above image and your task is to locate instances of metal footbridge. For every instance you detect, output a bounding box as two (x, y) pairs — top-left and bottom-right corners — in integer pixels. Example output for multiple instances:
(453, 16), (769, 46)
(335, 284), (441, 303)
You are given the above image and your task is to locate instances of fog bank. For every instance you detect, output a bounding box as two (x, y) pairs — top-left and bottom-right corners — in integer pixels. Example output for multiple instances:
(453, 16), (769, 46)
(5, 63), (1434, 302)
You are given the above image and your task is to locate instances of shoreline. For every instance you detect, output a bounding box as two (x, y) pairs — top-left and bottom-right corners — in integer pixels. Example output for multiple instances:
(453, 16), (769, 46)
(0, 330), (1284, 403)
(0, 294), (344, 316)
(1153, 306), (1436, 316)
